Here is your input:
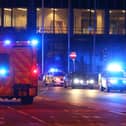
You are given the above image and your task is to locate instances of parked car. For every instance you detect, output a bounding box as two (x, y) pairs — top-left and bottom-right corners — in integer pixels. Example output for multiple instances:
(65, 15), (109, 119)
(64, 72), (98, 89)
(52, 72), (65, 86)
(64, 72), (87, 88)
(86, 74), (98, 89)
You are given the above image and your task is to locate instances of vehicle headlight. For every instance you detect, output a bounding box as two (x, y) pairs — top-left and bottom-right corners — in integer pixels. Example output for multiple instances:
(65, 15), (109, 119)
(87, 79), (95, 84)
(109, 79), (118, 84)
(73, 78), (79, 84)
(80, 80), (84, 84)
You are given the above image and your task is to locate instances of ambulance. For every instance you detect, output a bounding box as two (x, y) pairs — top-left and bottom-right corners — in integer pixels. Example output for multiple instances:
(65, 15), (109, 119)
(0, 40), (38, 104)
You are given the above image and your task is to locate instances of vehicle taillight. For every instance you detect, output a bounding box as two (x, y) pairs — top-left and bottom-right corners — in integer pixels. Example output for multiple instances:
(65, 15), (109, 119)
(31, 66), (38, 76)
(33, 69), (38, 74)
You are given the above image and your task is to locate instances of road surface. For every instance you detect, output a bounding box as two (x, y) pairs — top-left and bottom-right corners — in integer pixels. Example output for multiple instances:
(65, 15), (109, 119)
(0, 86), (126, 126)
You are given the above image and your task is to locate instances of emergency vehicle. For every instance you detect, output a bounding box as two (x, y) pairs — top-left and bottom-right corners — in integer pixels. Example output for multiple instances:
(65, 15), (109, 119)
(98, 63), (126, 92)
(43, 73), (54, 86)
(0, 40), (38, 104)
(43, 68), (65, 86)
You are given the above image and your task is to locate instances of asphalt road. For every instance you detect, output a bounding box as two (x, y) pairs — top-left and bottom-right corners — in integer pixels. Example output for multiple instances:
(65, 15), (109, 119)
(0, 85), (126, 126)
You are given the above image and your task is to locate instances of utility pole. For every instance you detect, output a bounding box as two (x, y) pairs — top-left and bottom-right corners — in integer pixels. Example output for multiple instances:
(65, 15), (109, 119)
(67, 0), (70, 73)
(92, 0), (96, 73)
(41, 0), (44, 74)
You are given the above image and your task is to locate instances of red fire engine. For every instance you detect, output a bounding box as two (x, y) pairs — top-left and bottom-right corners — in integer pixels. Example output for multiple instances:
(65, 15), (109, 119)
(0, 40), (38, 104)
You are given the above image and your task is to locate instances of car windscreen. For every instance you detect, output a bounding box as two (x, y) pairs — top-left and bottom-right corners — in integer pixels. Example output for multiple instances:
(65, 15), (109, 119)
(71, 73), (85, 78)
(53, 72), (65, 76)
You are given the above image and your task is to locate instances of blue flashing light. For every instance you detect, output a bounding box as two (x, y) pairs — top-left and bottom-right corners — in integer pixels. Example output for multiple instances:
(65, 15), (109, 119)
(0, 68), (7, 76)
(48, 68), (59, 73)
(31, 39), (38, 46)
(106, 63), (122, 72)
(4, 40), (11, 45)
(109, 79), (118, 84)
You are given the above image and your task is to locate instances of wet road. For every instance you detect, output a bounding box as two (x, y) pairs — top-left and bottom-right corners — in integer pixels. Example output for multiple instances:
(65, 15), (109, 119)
(0, 86), (126, 126)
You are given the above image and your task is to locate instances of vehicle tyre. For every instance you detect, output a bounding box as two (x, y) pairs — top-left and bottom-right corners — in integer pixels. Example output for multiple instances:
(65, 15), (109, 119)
(45, 83), (48, 86)
(64, 85), (67, 88)
(21, 96), (33, 104)
(120, 89), (123, 92)
(100, 85), (104, 91)
(89, 85), (94, 89)
(72, 85), (75, 89)
(106, 86), (110, 92)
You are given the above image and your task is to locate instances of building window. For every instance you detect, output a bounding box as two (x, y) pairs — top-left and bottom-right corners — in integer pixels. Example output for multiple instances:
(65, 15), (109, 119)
(109, 10), (125, 34)
(54, 9), (68, 34)
(74, 9), (104, 34)
(4, 8), (27, 28)
(96, 10), (104, 34)
(13, 8), (27, 28)
(37, 8), (68, 34)
(4, 8), (12, 27)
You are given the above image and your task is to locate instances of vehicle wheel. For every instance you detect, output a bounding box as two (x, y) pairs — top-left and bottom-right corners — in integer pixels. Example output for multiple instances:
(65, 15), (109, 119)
(64, 85), (67, 88)
(100, 85), (104, 91)
(89, 85), (94, 89)
(21, 96), (33, 104)
(106, 86), (110, 92)
(72, 86), (75, 89)
(120, 89), (123, 92)
(45, 83), (48, 86)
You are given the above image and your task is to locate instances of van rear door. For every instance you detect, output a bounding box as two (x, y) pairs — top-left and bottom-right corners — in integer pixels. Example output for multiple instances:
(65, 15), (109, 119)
(11, 46), (33, 84)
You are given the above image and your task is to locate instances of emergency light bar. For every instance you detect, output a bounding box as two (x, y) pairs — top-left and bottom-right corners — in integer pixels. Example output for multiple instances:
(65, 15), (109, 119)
(31, 39), (38, 46)
(106, 63), (122, 72)
(0, 68), (7, 76)
(4, 40), (11, 45)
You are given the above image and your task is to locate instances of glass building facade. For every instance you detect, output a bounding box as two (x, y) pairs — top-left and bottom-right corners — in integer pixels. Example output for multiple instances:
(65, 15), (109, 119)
(0, 0), (126, 73)
(0, 7), (125, 35)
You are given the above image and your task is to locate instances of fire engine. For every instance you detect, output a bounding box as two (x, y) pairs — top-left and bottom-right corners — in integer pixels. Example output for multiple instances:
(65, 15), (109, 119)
(0, 40), (38, 104)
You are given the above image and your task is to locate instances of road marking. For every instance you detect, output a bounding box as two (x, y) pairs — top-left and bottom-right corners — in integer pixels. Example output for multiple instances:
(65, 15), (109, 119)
(110, 111), (126, 116)
(50, 116), (55, 119)
(92, 116), (101, 119)
(0, 117), (5, 125)
(82, 115), (89, 118)
(121, 123), (126, 126)
(63, 109), (69, 112)
(7, 106), (49, 125)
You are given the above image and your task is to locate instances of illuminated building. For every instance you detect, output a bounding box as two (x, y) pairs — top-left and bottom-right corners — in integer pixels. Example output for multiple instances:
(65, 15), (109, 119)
(0, 0), (126, 73)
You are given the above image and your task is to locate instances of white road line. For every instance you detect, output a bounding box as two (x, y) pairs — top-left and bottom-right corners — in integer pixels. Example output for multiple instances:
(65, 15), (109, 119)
(92, 116), (101, 119)
(82, 115), (89, 118)
(110, 111), (126, 116)
(63, 109), (69, 112)
(0, 117), (5, 125)
(7, 106), (49, 125)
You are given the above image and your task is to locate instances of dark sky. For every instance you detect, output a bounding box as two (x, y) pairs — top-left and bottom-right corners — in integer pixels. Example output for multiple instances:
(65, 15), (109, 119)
(0, 0), (125, 9)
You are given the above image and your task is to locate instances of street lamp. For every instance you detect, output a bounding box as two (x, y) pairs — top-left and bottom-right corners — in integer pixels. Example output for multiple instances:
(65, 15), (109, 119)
(92, 0), (96, 73)
(41, 0), (44, 74)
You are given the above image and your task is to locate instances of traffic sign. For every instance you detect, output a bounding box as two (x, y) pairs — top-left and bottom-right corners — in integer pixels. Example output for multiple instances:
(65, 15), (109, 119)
(69, 52), (77, 60)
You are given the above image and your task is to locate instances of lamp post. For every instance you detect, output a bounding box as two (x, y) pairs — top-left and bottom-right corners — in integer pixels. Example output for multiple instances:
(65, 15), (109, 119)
(92, 0), (96, 73)
(69, 52), (77, 72)
(41, 0), (44, 74)
(68, 0), (71, 73)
